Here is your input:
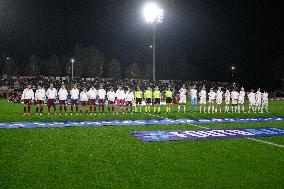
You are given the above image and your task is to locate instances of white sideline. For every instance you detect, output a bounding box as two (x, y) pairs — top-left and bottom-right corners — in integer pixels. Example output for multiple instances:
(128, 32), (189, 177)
(245, 137), (284, 148)
(147, 113), (284, 148)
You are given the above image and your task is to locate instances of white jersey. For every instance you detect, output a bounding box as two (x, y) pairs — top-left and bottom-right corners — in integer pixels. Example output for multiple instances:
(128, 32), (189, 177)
(216, 90), (223, 104)
(97, 89), (106, 100)
(262, 92), (268, 101)
(58, 88), (68, 100)
(199, 90), (206, 100)
(107, 91), (116, 101)
(80, 91), (89, 101)
(239, 91), (245, 101)
(225, 91), (230, 104)
(70, 88), (79, 100)
(231, 91), (239, 105)
(199, 90), (206, 104)
(35, 88), (45, 101)
(231, 91), (239, 100)
(248, 92), (256, 103)
(22, 88), (34, 100)
(125, 91), (134, 102)
(256, 91), (262, 102)
(88, 88), (97, 99)
(179, 88), (187, 103)
(46, 88), (57, 99)
(190, 89), (197, 99)
(116, 89), (126, 100)
(216, 90), (223, 100)
(179, 88), (187, 96)
(208, 91), (216, 102)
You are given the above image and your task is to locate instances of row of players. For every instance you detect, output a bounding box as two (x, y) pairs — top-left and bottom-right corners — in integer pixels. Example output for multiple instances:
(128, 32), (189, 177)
(21, 83), (269, 116)
(178, 84), (268, 114)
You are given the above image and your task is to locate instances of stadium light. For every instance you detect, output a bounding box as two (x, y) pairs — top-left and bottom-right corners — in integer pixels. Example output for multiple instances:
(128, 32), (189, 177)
(71, 59), (75, 80)
(143, 2), (164, 81)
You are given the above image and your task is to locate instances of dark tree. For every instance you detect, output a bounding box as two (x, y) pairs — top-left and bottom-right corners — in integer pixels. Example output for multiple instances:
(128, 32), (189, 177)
(107, 58), (121, 80)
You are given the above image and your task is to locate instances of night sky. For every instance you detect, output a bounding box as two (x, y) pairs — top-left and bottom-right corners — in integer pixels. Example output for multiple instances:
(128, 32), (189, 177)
(0, 0), (283, 88)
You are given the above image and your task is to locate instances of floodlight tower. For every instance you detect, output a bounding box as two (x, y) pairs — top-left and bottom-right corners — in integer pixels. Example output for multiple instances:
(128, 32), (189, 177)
(231, 66), (236, 81)
(143, 2), (164, 81)
(71, 58), (75, 80)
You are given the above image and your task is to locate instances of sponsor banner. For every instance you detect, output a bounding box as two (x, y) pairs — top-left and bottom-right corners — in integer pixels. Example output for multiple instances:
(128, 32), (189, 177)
(0, 117), (283, 129)
(131, 127), (284, 142)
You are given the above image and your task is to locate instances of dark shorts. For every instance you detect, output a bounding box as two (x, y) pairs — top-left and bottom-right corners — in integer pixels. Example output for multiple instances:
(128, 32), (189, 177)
(126, 101), (133, 106)
(154, 98), (160, 105)
(24, 99), (32, 105)
(37, 100), (43, 105)
(146, 98), (152, 104)
(59, 100), (66, 105)
(71, 99), (78, 106)
(98, 99), (105, 105)
(89, 99), (96, 105)
(81, 101), (88, 106)
(136, 98), (142, 105)
(47, 99), (56, 107)
(166, 97), (172, 103)
(108, 101), (115, 105)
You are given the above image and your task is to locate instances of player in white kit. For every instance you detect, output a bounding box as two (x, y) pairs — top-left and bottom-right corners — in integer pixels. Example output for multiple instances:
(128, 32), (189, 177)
(35, 84), (45, 115)
(97, 85), (106, 113)
(199, 86), (207, 113)
(125, 87), (134, 114)
(189, 85), (198, 113)
(58, 84), (68, 115)
(261, 90), (269, 113)
(80, 87), (89, 114)
(178, 84), (187, 113)
(208, 88), (216, 113)
(107, 87), (116, 113)
(224, 89), (231, 113)
(231, 88), (239, 113)
(238, 87), (245, 113)
(70, 85), (79, 115)
(21, 84), (34, 117)
(215, 87), (223, 113)
(88, 86), (97, 115)
(247, 89), (256, 113)
(46, 83), (57, 115)
(255, 88), (262, 112)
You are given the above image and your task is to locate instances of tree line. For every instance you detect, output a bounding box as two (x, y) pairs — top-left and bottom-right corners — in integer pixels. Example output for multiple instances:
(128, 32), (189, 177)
(0, 45), (203, 80)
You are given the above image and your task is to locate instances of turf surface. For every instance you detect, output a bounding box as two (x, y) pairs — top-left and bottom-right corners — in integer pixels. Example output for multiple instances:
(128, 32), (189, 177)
(1, 99), (284, 188)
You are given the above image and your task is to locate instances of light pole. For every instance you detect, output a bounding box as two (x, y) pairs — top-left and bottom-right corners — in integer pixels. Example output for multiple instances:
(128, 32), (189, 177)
(143, 2), (163, 81)
(71, 58), (75, 80)
(231, 66), (235, 81)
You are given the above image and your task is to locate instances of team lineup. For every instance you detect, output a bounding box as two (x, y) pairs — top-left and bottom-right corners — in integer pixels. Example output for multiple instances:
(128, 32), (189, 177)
(21, 83), (269, 116)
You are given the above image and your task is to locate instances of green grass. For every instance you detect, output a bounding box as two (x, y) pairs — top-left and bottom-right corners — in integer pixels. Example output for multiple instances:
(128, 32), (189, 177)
(1, 99), (284, 188)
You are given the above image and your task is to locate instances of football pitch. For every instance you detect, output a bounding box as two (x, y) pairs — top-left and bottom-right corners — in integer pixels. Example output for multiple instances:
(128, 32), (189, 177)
(1, 100), (284, 188)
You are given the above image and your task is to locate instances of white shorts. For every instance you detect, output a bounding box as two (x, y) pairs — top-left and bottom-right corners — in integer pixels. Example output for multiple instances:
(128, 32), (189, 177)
(262, 100), (268, 106)
(216, 99), (222, 105)
(199, 99), (206, 105)
(256, 100), (261, 106)
(249, 101), (255, 106)
(225, 99), (230, 105)
(208, 99), (215, 103)
(238, 99), (244, 104)
(232, 99), (238, 105)
(179, 95), (186, 104)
